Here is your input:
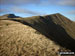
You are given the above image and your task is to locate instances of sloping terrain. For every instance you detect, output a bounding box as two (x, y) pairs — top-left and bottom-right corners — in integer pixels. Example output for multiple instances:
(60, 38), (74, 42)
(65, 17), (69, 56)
(0, 13), (75, 56)
(0, 20), (62, 56)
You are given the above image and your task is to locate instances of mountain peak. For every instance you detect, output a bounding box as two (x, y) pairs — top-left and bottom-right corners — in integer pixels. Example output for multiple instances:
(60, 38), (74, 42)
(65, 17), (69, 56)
(2, 14), (20, 18)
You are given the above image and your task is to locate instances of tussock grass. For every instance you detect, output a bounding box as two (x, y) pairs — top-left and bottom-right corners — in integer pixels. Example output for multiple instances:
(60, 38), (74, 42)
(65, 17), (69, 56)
(0, 20), (61, 56)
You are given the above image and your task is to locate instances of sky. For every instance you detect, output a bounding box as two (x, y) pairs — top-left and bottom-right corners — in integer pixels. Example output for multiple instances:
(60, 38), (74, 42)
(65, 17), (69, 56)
(0, 0), (75, 21)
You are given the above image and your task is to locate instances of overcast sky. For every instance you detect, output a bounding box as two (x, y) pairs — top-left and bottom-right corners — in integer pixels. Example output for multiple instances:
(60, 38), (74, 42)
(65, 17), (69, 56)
(0, 0), (75, 21)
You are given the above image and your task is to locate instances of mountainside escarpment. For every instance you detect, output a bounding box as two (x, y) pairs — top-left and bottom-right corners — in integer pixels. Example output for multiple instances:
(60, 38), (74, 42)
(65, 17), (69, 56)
(7, 13), (75, 51)
(0, 13), (75, 56)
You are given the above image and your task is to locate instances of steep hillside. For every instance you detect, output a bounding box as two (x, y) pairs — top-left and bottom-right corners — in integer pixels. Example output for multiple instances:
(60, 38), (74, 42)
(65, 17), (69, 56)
(0, 20), (62, 56)
(0, 13), (75, 56)
(4, 13), (75, 51)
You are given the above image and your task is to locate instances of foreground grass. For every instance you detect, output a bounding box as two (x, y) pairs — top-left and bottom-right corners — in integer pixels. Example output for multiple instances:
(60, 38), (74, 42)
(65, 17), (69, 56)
(0, 20), (73, 56)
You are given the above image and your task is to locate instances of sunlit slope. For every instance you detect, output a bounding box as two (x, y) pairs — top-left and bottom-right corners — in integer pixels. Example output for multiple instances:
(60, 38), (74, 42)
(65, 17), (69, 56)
(0, 20), (62, 56)
(0, 13), (75, 56)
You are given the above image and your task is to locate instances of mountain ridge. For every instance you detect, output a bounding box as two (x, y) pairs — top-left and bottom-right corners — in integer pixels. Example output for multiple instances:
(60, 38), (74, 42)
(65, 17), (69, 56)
(0, 13), (75, 56)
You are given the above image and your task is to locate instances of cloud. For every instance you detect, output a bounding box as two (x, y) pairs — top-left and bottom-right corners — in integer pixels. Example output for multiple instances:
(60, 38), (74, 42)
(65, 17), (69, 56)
(57, 0), (75, 6)
(40, 0), (75, 6)
(10, 6), (46, 16)
(66, 10), (75, 14)
(0, 9), (9, 13)
(0, 0), (40, 5)
(11, 7), (45, 15)
(0, 0), (75, 6)
(0, 6), (46, 15)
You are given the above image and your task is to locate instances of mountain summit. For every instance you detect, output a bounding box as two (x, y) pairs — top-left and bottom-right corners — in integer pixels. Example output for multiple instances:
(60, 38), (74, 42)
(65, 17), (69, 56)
(0, 14), (20, 19)
(0, 13), (75, 56)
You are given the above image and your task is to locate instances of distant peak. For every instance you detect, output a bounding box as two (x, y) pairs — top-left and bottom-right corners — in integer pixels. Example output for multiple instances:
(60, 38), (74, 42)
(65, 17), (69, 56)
(4, 14), (15, 16)
(3, 14), (20, 18)
(55, 13), (60, 14)
(43, 13), (61, 17)
(51, 13), (61, 15)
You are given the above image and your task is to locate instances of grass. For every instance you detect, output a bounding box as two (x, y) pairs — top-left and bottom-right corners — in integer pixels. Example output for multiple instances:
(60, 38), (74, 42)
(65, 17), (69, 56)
(35, 31), (41, 34)
(0, 20), (62, 56)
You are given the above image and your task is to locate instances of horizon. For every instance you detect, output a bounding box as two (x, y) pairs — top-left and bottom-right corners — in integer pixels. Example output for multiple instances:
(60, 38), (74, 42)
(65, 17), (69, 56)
(0, 0), (75, 21)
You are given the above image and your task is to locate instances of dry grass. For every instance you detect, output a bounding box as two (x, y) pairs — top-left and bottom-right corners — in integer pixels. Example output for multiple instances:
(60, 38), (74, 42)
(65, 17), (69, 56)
(0, 20), (61, 56)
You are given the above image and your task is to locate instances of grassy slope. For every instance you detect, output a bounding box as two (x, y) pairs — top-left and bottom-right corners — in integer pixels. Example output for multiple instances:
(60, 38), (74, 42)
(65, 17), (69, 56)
(0, 13), (75, 56)
(6, 13), (75, 51)
(0, 20), (62, 56)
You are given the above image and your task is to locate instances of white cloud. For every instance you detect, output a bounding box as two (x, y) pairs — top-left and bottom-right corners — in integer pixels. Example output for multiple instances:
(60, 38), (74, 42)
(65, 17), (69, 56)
(0, 9), (9, 13)
(11, 7), (44, 15)
(57, 0), (75, 6)
(0, 0), (75, 6)
(0, 0), (40, 5)
(66, 10), (75, 14)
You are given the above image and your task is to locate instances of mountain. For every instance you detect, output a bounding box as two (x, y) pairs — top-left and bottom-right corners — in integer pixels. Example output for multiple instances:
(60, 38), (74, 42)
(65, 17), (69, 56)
(0, 14), (20, 19)
(0, 13), (75, 56)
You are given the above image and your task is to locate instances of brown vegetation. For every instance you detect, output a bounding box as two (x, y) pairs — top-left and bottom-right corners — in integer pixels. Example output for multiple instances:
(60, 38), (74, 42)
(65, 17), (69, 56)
(0, 13), (75, 56)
